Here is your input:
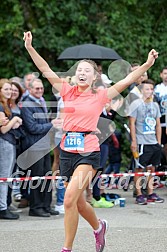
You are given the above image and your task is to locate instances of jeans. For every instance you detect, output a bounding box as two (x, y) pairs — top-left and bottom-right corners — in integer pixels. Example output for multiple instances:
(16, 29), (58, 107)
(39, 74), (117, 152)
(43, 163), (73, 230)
(105, 163), (121, 174)
(56, 179), (65, 205)
(105, 163), (121, 185)
(54, 141), (65, 206)
(0, 138), (16, 210)
(12, 144), (22, 197)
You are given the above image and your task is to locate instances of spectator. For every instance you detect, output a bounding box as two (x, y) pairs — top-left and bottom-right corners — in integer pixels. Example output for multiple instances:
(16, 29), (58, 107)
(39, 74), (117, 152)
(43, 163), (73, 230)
(101, 74), (112, 87)
(0, 79), (22, 219)
(7, 81), (24, 212)
(154, 67), (167, 158)
(50, 91), (65, 214)
(18, 72), (43, 208)
(105, 130), (122, 187)
(20, 78), (60, 217)
(22, 72), (36, 99)
(129, 79), (164, 205)
(9, 76), (24, 91)
(125, 64), (148, 116)
(91, 84), (116, 208)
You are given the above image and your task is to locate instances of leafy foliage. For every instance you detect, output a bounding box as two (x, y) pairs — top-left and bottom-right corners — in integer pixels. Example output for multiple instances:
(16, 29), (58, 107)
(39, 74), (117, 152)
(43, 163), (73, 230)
(1, 0), (167, 79)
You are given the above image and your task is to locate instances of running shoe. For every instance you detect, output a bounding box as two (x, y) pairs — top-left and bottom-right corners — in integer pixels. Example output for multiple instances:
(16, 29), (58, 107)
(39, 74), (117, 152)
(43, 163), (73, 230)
(94, 219), (108, 252)
(104, 193), (120, 202)
(61, 249), (72, 252)
(147, 193), (164, 203)
(136, 195), (147, 205)
(91, 197), (114, 208)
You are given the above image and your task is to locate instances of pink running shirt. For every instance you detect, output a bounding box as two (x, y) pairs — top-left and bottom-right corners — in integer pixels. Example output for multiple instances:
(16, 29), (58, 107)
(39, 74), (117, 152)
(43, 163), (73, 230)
(60, 82), (109, 153)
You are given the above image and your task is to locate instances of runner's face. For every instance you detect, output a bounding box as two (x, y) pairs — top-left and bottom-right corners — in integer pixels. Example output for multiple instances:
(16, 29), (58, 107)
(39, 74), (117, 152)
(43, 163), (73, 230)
(141, 84), (154, 100)
(75, 62), (96, 88)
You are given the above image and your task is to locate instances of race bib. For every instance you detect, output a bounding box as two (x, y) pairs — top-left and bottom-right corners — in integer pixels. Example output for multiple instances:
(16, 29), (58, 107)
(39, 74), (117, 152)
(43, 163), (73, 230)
(64, 132), (85, 151)
(143, 116), (156, 134)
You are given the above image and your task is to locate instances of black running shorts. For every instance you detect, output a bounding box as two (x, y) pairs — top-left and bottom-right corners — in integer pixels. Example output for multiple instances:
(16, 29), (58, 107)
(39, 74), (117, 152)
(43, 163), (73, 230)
(59, 149), (101, 182)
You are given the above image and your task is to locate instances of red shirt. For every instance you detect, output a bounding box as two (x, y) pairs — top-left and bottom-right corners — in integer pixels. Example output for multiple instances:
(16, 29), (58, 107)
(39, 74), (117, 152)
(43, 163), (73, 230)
(60, 82), (109, 153)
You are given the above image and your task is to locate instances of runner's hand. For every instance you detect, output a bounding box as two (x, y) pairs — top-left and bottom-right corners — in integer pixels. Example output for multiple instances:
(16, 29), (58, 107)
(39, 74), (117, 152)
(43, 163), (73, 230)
(51, 118), (63, 129)
(146, 49), (158, 67)
(23, 31), (32, 49)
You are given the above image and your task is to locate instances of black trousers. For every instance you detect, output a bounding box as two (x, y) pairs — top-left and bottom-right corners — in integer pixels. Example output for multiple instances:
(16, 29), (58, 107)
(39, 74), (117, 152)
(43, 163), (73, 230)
(28, 151), (52, 211)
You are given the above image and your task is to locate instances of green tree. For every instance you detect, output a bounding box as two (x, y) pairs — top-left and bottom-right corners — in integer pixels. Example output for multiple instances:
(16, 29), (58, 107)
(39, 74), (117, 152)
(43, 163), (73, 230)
(1, 0), (167, 79)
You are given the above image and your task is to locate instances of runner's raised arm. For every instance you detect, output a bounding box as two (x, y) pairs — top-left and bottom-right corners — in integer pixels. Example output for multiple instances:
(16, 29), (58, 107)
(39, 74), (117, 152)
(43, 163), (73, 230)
(107, 49), (158, 99)
(23, 31), (63, 92)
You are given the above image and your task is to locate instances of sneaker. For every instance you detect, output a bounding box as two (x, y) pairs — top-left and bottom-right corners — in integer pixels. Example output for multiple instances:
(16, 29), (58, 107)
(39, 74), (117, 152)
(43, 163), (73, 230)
(0, 209), (19, 220)
(133, 188), (147, 198)
(104, 193), (120, 202)
(8, 204), (22, 213)
(94, 219), (108, 252)
(147, 193), (164, 203)
(61, 249), (72, 252)
(92, 197), (114, 208)
(55, 204), (65, 214)
(136, 195), (147, 205)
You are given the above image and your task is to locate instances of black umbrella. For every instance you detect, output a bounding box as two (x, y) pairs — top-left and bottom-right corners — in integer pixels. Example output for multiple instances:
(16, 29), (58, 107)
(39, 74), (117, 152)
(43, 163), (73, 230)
(57, 43), (122, 60)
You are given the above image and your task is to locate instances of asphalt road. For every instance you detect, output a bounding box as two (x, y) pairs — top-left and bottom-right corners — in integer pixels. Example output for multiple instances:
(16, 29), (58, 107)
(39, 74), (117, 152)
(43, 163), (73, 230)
(0, 186), (167, 252)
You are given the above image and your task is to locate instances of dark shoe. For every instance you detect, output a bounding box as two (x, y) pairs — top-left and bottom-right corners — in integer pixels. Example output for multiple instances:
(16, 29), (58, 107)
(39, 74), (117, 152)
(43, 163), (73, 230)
(18, 199), (29, 208)
(45, 208), (59, 216)
(29, 209), (50, 217)
(133, 188), (147, 198)
(0, 209), (19, 220)
(104, 193), (120, 202)
(136, 195), (147, 205)
(147, 193), (164, 203)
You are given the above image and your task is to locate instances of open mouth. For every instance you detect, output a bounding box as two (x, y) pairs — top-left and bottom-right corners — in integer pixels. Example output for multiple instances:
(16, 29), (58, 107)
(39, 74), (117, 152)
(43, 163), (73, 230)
(79, 76), (87, 82)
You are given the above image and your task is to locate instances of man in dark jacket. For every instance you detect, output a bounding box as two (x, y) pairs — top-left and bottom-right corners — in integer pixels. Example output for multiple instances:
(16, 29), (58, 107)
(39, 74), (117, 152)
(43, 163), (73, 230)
(19, 78), (62, 217)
